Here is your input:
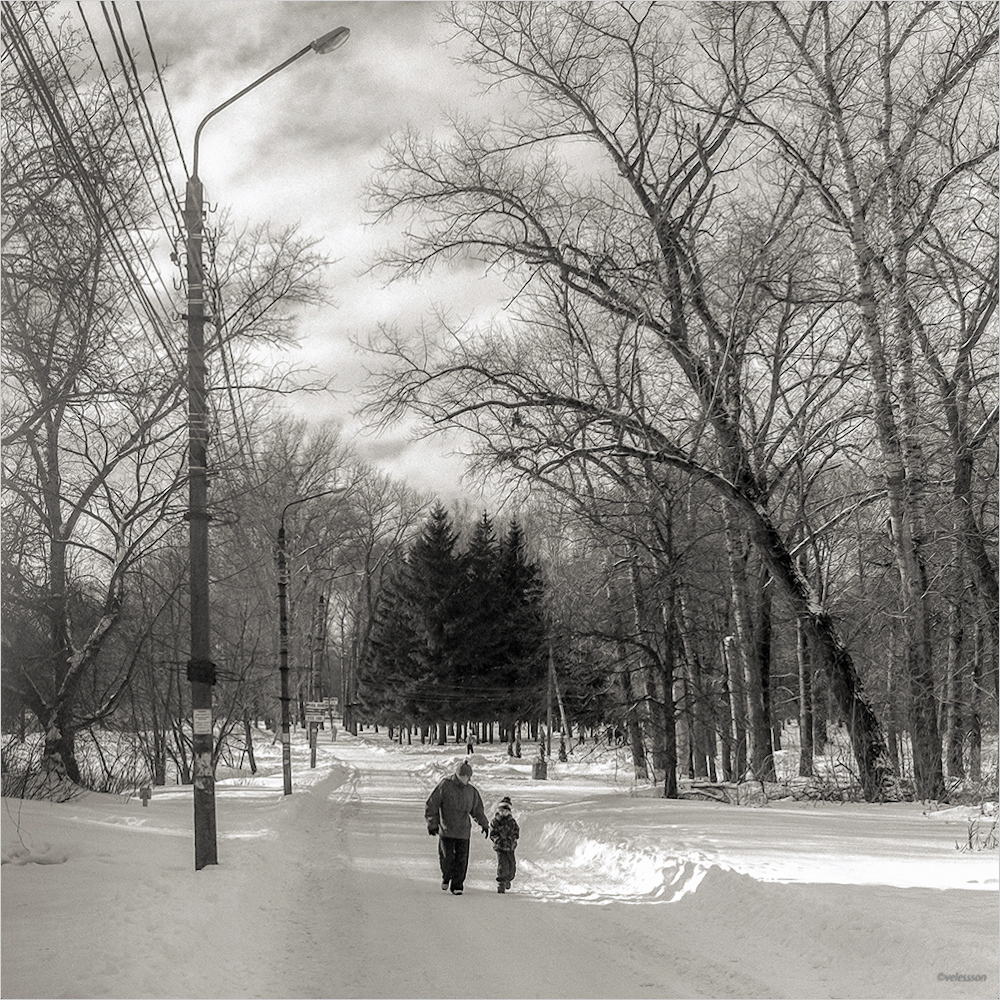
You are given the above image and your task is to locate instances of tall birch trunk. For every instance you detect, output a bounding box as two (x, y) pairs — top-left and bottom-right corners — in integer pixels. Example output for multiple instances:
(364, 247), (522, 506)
(722, 635), (747, 780)
(676, 594), (712, 780)
(796, 616), (814, 778)
(724, 516), (775, 780)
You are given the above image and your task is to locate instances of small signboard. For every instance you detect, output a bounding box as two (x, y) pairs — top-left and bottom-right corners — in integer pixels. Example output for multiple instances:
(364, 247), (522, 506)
(192, 709), (212, 735)
(305, 712), (324, 723)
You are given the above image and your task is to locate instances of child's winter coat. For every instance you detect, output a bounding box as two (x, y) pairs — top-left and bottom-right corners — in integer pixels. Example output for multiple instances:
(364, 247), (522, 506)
(489, 811), (519, 851)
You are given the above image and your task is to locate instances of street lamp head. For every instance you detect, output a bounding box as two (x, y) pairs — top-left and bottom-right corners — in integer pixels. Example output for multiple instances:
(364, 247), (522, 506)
(312, 27), (350, 54)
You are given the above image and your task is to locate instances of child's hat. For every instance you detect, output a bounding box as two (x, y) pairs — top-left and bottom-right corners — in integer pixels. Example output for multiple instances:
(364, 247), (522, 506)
(498, 796), (512, 809)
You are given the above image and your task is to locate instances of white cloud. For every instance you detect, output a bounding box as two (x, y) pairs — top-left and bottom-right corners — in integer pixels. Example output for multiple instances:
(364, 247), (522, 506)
(60, 0), (508, 502)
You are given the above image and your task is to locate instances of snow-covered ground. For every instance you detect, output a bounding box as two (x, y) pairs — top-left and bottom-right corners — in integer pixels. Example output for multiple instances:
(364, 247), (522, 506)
(2, 728), (997, 1000)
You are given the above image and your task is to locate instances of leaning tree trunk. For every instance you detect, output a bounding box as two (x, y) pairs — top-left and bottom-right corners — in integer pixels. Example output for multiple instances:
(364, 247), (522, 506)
(738, 503), (893, 800)
(821, 100), (941, 799)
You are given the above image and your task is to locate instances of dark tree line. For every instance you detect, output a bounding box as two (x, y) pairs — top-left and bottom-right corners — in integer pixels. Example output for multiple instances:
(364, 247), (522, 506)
(357, 506), (553, 741)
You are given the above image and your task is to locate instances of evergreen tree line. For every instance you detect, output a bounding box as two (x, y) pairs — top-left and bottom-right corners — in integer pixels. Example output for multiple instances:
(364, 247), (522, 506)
(357, 506), (557, 736)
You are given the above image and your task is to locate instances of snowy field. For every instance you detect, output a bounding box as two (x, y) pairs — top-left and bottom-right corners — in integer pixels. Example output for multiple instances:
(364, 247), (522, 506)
(2, 728), (997, 1000)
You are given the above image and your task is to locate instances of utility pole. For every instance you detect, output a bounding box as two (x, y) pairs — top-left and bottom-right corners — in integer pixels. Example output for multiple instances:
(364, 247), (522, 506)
(277, 512), (294, 795)
(547, 642), (554, 759)
(278, 488), (346, 794)
(185, 170), (218, 870)
(308, 592), (326, 768)
(183, 26), (351, 848)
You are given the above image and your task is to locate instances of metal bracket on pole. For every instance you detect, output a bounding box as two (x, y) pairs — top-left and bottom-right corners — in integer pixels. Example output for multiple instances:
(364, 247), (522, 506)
(186, 659), (218, 685)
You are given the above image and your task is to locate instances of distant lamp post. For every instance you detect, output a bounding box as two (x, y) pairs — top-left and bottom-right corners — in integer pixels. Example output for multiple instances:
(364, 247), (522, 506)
(277, 489), (346, 795)
(184, 27), (350, 870)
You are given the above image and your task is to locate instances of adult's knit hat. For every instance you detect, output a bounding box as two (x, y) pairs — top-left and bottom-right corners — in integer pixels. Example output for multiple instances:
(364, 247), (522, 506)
(458, 761), (473, 777)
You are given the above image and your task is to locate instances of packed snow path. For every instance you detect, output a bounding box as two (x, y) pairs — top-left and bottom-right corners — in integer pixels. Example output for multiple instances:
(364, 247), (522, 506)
(2, 730), (996, 999)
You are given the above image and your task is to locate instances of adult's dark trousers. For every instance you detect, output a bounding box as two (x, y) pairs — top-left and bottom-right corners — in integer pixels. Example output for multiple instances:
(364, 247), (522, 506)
(495, 848), (516, 886)
(438, 835), (471, 891)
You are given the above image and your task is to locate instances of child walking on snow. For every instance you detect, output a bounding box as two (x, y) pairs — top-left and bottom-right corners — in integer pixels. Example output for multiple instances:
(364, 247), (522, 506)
(489, 796), (519, 893)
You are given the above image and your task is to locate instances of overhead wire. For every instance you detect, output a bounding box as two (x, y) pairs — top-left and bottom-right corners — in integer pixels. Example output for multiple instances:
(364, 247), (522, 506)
(73, 2), (184, 305)
(105, 1), (185, 227)
(73, 1), (181, 240)
(136, 1), (187, 179)
(116, 1), (292, 479)
(11, 1), (276, 482)
(120, 0), (263, 476)
(6, 3), (182, 373)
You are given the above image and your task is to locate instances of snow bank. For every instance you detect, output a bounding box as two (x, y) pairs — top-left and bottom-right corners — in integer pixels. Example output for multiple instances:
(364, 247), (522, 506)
(520, 819), (714, 902)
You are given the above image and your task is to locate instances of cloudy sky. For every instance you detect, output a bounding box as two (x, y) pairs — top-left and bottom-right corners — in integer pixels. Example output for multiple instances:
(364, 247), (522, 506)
(63, 0), (507, 501)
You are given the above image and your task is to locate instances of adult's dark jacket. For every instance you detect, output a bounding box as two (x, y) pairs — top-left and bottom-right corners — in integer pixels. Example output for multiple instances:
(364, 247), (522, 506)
(425, 775), (489, 839)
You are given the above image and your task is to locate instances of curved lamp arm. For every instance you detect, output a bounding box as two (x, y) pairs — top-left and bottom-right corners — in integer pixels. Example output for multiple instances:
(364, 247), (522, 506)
(191, 27), (350, 177)
(279, 485), (349, 533)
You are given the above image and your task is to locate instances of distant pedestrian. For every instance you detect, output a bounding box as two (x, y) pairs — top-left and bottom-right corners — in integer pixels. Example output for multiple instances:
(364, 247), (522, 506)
(489, 795), (520, 893)
(425, 761), (489, 895)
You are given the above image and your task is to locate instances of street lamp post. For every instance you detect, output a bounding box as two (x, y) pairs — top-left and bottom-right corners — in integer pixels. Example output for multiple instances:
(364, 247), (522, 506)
(277, 489), (346, 795)
(184, 27), (350, 869)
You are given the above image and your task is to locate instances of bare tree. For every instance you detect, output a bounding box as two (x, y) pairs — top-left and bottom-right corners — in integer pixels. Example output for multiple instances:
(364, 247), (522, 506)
(1, 5), (336, 790)
(365, 3), (893, 797)
(1, 7), (189, 788)
(708, 0), (998, 797)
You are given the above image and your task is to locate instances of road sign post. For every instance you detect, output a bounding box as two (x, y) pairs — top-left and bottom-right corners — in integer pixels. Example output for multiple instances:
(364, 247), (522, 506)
(305, 702), (325, 767)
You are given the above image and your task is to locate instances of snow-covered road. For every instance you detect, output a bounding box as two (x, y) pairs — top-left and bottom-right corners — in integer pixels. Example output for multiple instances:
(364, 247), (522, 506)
(2, 729), (996, 999)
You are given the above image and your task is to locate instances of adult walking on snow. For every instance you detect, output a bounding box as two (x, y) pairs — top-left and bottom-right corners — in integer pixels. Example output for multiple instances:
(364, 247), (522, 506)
(425, 760), (489, 895)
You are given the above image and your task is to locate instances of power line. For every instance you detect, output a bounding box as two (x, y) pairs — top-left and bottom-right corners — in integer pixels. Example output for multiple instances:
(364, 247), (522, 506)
(86, 1), (264, 477)
(204, 227), (261, 475)
(72, 3), (180, 245)
(104, 1), (185, 224)
(136, 0), (188, 179)
(5, 4), (182, 373)
(46, 12), (184, 342)
(72, 2), (184, 246)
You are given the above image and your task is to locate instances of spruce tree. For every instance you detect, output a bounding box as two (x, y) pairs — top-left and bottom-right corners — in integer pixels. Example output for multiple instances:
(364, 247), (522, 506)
(403, 503), (464, 726)
(496, 519), (547, 719)
(455, 512), (505, 720)
(356, 568), (420, 724)
(357, 509), (551, 733)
